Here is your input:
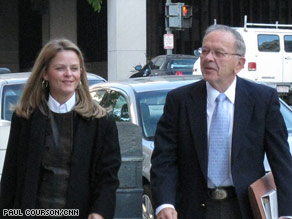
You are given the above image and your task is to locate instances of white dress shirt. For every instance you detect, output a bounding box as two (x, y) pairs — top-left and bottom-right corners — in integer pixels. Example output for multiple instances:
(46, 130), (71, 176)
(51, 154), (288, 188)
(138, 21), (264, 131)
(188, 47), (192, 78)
(47, 93), (76, 113)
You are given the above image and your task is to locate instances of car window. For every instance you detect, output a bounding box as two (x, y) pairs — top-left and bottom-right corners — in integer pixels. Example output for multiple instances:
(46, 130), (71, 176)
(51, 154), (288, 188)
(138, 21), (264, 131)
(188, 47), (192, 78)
(1, 84), (25, 121)
(169, 59), (196, 69)
(90, 89), (107, 103)
(99, 90), (130, 122)
(137, 90), (169, 139)
(152, 57), (165, 70)
(284, 35), (292, 53)
(280, 101), (292, 132)
(258, 34), (280, 52)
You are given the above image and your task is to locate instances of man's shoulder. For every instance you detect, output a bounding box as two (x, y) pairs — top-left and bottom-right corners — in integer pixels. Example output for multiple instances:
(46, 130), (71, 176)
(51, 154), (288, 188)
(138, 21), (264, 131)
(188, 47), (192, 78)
(168, 79), (205, 96)
(237, 77), (276, 95)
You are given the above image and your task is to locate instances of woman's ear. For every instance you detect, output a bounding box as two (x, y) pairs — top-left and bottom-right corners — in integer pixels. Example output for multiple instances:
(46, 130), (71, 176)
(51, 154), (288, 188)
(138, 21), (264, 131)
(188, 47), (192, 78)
(43, 72), (48, 81)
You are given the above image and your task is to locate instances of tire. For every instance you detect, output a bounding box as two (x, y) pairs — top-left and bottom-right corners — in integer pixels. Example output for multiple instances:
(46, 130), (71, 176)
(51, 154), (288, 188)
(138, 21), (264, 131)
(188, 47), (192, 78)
(142, 184), (156, 219)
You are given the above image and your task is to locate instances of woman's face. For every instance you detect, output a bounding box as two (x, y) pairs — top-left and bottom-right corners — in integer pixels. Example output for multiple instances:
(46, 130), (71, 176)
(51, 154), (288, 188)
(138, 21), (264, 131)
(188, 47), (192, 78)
(44, 50), (81, 104)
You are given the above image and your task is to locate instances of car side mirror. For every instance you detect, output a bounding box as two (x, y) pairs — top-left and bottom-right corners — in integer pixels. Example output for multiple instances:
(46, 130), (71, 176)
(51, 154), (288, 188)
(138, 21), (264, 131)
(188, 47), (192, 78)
(194, 48), (201, 57)
(134, 65), (142, 71)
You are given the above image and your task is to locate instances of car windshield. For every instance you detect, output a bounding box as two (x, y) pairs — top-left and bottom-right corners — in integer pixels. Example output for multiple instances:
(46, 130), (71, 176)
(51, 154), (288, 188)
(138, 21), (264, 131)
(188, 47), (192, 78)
(136, 89), (170, 139)
(1, 83), (25, 121)
(280, 101), (292, 132)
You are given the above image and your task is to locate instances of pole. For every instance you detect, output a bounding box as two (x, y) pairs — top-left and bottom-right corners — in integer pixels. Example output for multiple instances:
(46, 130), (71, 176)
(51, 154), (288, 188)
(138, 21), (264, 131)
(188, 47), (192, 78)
(166, 0), (173, 55)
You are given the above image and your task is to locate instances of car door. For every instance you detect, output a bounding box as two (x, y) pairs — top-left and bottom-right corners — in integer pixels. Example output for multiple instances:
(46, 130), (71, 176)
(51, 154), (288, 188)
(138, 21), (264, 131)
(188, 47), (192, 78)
(257, 34), (282, 82)
(283, 35), (292, 82)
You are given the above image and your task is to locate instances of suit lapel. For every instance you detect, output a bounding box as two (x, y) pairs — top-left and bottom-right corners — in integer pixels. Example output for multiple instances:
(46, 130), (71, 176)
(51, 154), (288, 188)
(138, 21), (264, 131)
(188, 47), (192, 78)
(185, 78), (255, 180)
(186, 80), (209, 180)
(231, 77), (255, 164)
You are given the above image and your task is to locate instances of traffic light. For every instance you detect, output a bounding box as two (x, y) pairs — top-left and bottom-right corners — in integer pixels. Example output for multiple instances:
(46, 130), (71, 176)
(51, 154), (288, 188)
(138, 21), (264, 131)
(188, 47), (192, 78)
(165, 3), (192, 29)
(181, 5), (192, 28)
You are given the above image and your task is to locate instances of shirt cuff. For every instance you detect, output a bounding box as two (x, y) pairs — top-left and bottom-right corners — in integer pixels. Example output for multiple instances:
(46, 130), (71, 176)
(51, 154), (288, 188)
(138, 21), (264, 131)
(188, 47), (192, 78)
(155, 204), (175, 216)
(279, 217), (292, 219)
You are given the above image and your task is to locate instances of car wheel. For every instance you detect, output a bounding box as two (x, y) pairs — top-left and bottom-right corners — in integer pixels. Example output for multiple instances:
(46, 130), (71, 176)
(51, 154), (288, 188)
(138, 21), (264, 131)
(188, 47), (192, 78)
(142, 184), (155, 219)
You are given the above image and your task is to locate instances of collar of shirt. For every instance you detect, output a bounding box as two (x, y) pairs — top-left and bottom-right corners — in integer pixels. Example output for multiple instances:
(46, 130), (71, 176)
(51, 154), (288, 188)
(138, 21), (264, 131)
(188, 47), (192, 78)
(206, 77), (237, 187)
(48, 93), (76, 113)
(206, 77), (237, 106)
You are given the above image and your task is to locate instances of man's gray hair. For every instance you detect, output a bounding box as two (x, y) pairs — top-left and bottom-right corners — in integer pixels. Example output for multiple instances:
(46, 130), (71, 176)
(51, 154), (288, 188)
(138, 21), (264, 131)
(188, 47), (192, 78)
(203, 24), (246, 57)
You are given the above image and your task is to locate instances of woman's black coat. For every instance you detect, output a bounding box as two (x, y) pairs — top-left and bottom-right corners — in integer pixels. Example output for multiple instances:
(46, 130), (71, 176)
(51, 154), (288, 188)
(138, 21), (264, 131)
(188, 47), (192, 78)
(0, 108), (121, 219)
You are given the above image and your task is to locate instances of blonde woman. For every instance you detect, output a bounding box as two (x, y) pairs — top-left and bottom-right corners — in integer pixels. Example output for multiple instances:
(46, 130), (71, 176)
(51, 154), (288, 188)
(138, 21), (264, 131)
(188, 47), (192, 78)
(0, 39), (121, 219)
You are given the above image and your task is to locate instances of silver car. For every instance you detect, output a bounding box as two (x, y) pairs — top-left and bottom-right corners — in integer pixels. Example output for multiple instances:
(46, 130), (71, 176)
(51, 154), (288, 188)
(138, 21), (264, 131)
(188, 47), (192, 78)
(89, 75), (292, 219)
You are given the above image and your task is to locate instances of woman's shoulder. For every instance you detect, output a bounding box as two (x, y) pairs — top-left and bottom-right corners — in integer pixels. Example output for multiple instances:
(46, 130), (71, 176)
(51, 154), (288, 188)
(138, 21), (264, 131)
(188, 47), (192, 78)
(80, 112), (115, 126)
(95, 113), (115, 125)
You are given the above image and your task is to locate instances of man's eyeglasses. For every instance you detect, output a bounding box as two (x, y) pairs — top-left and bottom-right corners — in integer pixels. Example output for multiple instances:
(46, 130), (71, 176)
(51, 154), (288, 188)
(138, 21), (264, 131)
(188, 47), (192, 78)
(200, 48), (242, 59)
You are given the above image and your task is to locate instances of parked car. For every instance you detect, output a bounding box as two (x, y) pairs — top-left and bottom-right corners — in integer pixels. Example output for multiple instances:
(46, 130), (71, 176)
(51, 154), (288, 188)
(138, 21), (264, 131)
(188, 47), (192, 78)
(0, 68), (11, 74)
(89, 75), (292, 219)
(130, 54), (198, 78)
(0, 119), (10, 182)
(0, 72), (106, 121)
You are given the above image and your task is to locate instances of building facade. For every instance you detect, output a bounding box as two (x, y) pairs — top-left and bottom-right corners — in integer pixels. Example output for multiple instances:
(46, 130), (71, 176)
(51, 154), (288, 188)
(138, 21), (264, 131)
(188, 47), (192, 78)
(1, 0), (292, 80)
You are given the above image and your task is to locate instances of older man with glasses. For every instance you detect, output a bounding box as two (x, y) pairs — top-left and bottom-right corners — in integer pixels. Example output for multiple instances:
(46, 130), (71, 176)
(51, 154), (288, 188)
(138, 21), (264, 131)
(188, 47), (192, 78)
(150, 24), (292, 219)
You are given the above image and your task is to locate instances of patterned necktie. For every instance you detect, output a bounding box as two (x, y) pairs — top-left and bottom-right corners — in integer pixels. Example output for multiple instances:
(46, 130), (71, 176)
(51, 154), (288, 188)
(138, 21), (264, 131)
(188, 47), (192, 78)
(208, 93), (230, 187)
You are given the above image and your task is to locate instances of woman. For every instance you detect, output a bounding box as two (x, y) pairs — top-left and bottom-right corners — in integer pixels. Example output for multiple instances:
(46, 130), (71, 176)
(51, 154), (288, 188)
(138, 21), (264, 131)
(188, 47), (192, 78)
(0, 39), (121, 219)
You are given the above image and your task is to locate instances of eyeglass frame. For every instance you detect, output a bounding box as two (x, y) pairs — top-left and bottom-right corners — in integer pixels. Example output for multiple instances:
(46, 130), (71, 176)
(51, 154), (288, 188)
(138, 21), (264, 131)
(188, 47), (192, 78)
(200, 47), (243, 59)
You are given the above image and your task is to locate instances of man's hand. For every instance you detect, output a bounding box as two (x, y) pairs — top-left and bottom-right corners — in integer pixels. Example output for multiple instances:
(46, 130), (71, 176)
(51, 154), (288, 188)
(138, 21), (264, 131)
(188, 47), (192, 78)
(88, 213), (104, 219)
(157, 208), (177, 219)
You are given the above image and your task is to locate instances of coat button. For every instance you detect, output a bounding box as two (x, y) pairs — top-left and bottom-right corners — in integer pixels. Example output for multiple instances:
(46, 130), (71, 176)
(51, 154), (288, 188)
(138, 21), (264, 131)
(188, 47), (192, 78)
(201, 203), (206, 208)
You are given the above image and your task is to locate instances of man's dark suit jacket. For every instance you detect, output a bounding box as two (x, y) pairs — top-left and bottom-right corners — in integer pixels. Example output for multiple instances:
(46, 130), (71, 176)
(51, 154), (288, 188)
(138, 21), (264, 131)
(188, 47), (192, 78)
(151, 76), (292, 219)
(0, 109), (121, 219)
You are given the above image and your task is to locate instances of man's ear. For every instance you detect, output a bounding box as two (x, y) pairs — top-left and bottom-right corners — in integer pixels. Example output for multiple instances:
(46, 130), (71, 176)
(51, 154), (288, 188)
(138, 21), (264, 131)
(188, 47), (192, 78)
(235, 57), (246, 74)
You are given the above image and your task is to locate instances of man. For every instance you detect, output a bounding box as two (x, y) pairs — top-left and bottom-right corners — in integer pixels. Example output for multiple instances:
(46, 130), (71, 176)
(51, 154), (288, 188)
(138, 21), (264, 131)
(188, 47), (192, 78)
(150, 24), (292, 219)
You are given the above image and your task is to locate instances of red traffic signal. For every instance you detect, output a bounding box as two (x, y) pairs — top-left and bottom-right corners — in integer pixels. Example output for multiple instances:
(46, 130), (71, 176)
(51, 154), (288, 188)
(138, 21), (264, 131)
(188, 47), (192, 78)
(182, 5), (192, 17)
(182, 6), (188, 16)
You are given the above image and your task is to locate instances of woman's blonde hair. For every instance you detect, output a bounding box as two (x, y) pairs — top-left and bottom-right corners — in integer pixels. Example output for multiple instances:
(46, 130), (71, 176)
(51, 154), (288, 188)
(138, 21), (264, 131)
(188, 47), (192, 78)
(15, 38), (106, 119)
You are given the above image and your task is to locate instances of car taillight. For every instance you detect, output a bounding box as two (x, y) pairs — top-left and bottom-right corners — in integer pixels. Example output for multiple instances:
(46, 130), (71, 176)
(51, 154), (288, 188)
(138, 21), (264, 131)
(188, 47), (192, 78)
(175, 71), (184, 76)
(248, 62), (256, 71)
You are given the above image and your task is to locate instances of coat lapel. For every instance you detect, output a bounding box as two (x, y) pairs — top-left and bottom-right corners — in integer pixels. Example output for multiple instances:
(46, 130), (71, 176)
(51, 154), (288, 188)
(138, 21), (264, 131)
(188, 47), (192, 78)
(22, 109), (48, 208)
(67, 115), (96, 188)
(231, 77), (255, 164)
(186, 80), (208, 180)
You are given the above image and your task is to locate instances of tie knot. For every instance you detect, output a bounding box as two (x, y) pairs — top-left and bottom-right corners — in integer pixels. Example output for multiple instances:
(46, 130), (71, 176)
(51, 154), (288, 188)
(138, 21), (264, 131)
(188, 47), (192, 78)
(216, 93), (226, 103)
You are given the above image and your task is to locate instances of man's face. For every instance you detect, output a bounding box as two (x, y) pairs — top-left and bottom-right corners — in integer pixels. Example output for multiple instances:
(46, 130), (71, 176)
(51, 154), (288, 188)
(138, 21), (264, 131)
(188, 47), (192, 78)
(200, 30), (245, 91)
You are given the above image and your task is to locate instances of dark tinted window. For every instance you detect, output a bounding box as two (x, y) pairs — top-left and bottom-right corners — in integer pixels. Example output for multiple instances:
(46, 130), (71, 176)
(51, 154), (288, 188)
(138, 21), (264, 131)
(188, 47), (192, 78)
(168, 58), (197, 69)
(284, 35), (292, 52)
(258, 35), (280, 52)
(280, 100), (292, 132)
(152, 57), (165, 69)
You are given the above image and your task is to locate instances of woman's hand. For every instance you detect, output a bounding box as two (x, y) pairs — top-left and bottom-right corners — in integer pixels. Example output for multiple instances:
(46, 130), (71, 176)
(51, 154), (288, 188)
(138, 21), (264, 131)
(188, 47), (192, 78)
(88, 213), (104, 219)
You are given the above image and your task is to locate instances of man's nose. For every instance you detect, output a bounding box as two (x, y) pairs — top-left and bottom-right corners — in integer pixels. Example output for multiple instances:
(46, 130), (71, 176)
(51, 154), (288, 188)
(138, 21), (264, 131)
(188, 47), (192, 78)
(205, 51), (215, 60)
